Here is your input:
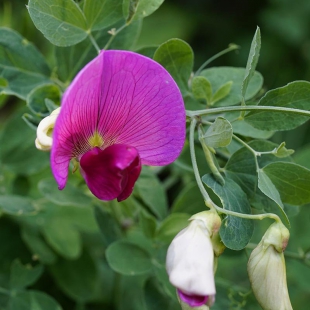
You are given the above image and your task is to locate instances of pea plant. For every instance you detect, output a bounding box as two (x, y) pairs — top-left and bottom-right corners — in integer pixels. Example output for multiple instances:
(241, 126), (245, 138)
(0, 1), (310, 309)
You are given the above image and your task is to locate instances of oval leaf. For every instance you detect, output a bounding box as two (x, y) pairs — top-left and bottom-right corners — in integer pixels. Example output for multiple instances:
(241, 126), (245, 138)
(202, 174), (254, 250)
(191, 76), (212, 105)
(28, 0), (88, 46)
(38, 179), (90, 208)
(84, 0), (123, 30)
(27, 84), (60, 116)
(155, 213), (190, 243)
(0, 195), (37, 215)
(203, 117), (233, 148)
(0, 28), (51, 99)
(10, 260), (43, 290)
(106, 240), (152, 275)
(153, 38), (193, 95)
(200, 67), (263, 106)
(263, 162), (310, 205)
(245, 81), (310, 131)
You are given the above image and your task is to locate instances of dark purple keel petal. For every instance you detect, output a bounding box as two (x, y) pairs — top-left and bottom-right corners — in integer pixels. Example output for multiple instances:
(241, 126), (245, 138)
(178, 289), (209, 307)
(80, 144), (141, 201)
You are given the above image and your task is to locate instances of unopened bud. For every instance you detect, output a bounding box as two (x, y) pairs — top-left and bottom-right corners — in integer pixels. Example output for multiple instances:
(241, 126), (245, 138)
(166, 210), (222, 308)
(248, 222), (292, 310)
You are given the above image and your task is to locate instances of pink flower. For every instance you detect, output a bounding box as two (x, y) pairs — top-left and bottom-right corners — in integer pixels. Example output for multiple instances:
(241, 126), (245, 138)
(51, 50), (185, 201)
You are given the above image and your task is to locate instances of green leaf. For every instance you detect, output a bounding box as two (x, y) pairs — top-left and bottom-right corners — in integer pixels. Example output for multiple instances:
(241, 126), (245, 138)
(135, 167), (168, 219)
(191, 76), (212, 105)
(21, 227), (57, 265)
(10, 260), (43, 290)
(135, 46), (157, 59)
(55, 19), (141, 82)
(203, 117), (233, 148)
(258, 169), (284, 208)
(171, 182), (205, 214)
(153, 38), (193, 95)
(294, 144), (310, 169)
(94, 205), (123, 245)
(257, 169), (290, 226)
(83, 0), (123, 30)
(202, 174), (254, 250)
(245, 81), (310, 131)
(0, 28), (51, 99)
(27, 84), (60, 116)
(0, 195), (37, 216)
(124, 0), (164, 23)
(49, 251), (99, 302)
(9, 290), (62, 310)
(28, 0), (88, 46)
(22, 113), (40, 130)
(241, 27), (261, 98)
(211, 81), (233, 105)
(42, 217), (81, 259)
(45, 98), (59, 113)
(38, 179), (90, 208)
(0, 111), (49, 175)
(224, 146), (257, 198)
(274, 142), (294, 158)
(139, 210), (157, 239)
(263, 162), (310, 205)
(200, 67), (263, 106)
(106, 240), (152, 275)
(144, 277), (171, 310)
(155, 213), (190, 244)
(232, 120), (274, 139)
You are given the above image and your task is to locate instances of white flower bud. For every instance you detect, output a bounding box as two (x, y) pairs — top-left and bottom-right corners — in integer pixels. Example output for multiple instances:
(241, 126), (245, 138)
(248, 222), (292, 310)
(35, 108), (61, 151)
(166, 211), (221, 308)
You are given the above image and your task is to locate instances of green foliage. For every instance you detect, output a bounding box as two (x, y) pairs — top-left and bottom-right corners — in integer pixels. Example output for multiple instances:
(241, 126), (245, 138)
(1, 1), (310, 309)
(241, 27), (261, 99)
(28, 0), (88, 47)
(84, 0), (123, 30)
(106, 240), (152, 275)
(153, 38), (193, 95)
(27, 84), (60, 116)
(245, 81), (310, 130)
(0, 28), (51, 99)
(202, 117), (233, 148)
(202, 174), (254, 250)
(200, 67), (263, 106)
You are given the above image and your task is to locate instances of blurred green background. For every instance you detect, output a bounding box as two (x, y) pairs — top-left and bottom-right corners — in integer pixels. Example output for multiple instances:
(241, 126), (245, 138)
(1, 0), (310, 309)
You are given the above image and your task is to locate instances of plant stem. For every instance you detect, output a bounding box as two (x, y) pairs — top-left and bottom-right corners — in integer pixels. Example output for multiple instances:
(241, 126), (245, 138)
(195, 44), (240, 76)
(232, 134), (260, 172)
(88, 33), (100, 54)
(189, 117), (281, 223)
(186, 105), (310, 118)
(103, 24), (127, 50)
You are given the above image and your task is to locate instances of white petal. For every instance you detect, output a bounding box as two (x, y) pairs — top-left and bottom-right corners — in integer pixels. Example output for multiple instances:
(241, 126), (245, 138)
(166, 220), (215, 296)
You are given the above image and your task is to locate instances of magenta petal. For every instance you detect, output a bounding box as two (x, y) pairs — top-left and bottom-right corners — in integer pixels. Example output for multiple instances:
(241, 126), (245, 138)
(178, 289), (208, 307)
(79, 144), (141, 201)
(51, 50), (185, 190)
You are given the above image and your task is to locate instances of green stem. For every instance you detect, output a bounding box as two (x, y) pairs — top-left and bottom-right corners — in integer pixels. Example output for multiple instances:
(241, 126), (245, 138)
(189, 117), (213, 203)
(103, 24), (127, 50)
(189, 117), (281, 223)
(198, 125), (225, 185)
(195, 44), (240, 76)
(232, 134), (260, 172)
(186, 105), (310, 118)
(88, 33), (100, 54)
